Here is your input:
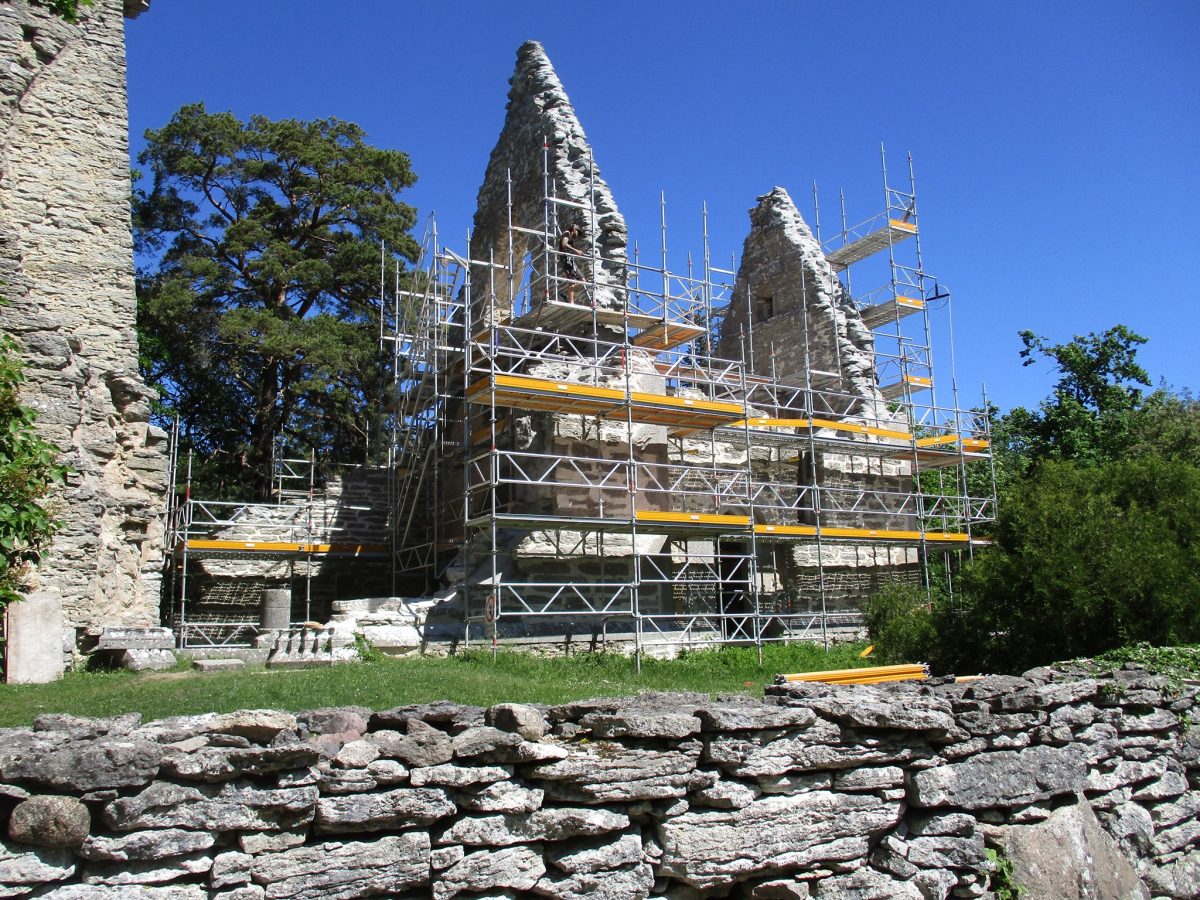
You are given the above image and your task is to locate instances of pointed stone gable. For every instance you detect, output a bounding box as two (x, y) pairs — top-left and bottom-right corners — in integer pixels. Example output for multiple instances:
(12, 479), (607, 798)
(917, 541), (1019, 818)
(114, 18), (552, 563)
(468, 41), (628, 323)
(719, 187), (886, 417)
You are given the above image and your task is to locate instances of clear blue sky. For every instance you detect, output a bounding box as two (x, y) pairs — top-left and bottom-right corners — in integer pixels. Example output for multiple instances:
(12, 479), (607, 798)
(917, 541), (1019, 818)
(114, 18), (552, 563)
(126, 1), (1199, 413)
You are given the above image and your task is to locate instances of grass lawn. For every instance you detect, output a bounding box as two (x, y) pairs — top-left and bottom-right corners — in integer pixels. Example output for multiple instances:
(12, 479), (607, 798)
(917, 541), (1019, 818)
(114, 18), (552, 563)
(0, 642), (871, 728)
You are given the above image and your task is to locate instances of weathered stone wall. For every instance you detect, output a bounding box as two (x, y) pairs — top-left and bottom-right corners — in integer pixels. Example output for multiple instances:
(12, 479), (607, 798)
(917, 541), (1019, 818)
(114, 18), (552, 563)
(1, 665), (1196, 898)
(0, 0), (166, 638)
(718, 188), (885, 416)
(718, 188), (919, 605)
(468, 40), (628, 324)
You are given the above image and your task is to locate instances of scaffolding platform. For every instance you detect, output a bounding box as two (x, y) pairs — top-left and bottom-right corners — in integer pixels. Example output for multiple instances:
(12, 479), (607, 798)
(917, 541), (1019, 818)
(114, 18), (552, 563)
(860, 295), (924, 330)
(752, 523), (970, 545)
(635, 510), (751, 533)
(880, 374), (933, 400)
(631, 321), (707, 351)
(177, 539), (388, 557)
(480, 300), (704, 352)
(825, 219), (917, 271)
(882, 436), (991, 469)
(465, 373), (745, 429)
(723, 417), (913, 447)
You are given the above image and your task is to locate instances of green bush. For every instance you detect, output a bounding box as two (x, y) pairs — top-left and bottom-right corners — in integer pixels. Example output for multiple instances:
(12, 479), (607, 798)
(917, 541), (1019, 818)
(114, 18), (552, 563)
(963, 456), (1200, 672)
(0, 336), (64, 607)
(861, 582), (938, 666)
(869, 457), (1200, 675)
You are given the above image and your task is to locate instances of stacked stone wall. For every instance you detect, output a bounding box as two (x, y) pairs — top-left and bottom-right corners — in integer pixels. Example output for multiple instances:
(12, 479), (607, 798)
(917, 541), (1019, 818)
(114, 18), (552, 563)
(0, 0), (166, 638)
(0, 665), (1197, 897)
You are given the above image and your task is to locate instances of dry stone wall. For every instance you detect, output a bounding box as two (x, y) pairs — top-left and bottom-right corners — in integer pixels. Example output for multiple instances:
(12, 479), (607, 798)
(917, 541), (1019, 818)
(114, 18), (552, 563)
(0, 0), (166, 637)
(1, 665), (1197, 898)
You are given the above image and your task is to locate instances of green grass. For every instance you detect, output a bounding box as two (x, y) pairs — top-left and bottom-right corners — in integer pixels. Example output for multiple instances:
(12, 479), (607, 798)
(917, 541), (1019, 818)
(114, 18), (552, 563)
(0, 642), (870, 727)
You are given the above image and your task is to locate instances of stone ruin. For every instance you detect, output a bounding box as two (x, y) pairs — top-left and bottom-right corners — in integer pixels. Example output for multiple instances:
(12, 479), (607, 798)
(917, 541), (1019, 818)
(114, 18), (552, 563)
(0, 0), (166, 680)
(419, 40), (931, 644)
(0, 15), (980, 670)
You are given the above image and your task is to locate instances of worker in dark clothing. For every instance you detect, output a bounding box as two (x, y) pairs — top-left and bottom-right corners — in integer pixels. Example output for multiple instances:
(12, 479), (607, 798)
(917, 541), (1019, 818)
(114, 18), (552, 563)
(557, 224), (585, 304)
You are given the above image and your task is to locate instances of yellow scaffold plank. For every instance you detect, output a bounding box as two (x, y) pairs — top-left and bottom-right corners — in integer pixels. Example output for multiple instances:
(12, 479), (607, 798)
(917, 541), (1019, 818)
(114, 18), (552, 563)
(803, 417), (912, 441)
(914, 435), (990, 451)
(880, 374), (933, 400)
(183, 540), (388, 555)
(630, 321), (706, 351)
(777, 663), (929, 685)
(753, 524), (971, 544)
(860, 295), (925, 330)
(635, 510), (751, 532)
(882, 436), (992, 469)
(466, 374), (743, 430)
(728, 417), (913, 443)
(803, 418), (901, 440)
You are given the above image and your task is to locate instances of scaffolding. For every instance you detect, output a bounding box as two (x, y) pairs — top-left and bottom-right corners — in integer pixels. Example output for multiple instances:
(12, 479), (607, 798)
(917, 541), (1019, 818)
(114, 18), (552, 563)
(382, 150), (996, 661)
(163, 429), (388, 648)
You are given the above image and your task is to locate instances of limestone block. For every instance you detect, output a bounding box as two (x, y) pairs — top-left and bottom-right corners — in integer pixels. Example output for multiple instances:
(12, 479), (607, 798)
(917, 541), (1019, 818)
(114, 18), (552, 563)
(0, 732), (162, 792)
(5, 590), (64, 684)
(366, 720), (454, 768)
(192, 659), (245, 673)
(79, 852), (211, 885)
(435, 806), (629, 847)
(1001, 800), (1149, 899)
(529, 742), (711, 803)
(433, 844), (545, 900)
(103, 782), (318, 833)
(906, 745), (1086, 809)
(248, 833), (430, 899)
(312, 787), (455, 834)
(410, 764), (511, 788)
(656, 792), (900, 891)
(79, 829), (216, 862)
(454, 780), (544, 814)
(486, 703), (548, 741)
(0, 837), (75, 891)
(6, 796), (90, 848)
(158, 745), (318, 783)
(96, 627), (173, 650)
(114, 649), (175, 671)
(533, 861), (654, 899)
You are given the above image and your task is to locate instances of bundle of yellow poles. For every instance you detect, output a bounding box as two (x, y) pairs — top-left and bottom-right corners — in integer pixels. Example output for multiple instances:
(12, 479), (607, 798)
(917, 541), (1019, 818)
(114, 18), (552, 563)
(776, 663), (930, 685)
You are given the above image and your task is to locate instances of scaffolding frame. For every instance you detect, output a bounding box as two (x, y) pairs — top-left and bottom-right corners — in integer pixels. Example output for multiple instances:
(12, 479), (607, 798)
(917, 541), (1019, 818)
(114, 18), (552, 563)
(163, 429), (387, 648)
(383, 150), (996, 663)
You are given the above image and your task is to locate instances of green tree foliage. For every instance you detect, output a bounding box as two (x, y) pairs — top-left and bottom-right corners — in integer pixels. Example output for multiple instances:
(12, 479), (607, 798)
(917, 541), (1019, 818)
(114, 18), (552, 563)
(29, 0), (94, 23)
(1000, 325), (1150, 469)
(0, 337), (65, 606)
(869, 326), (1200, 673)
(134, 104), (418, 497)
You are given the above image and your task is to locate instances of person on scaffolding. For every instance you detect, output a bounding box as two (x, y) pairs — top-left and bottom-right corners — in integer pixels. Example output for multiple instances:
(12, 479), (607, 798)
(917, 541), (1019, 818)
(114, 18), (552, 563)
(557, 223), (586, 304)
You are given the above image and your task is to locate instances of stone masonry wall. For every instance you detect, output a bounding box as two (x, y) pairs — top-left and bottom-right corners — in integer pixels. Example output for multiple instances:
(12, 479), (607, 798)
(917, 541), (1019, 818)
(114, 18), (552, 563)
(719, 188), (919, 604)
(468, 40), (629, 324)
(0, 665), (1197, 898)
(0, 0), (167, 636)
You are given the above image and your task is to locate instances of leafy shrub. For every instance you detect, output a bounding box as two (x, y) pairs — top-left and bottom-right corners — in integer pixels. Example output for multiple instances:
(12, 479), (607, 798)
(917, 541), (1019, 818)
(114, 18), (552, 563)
(0, 336), (64, 606)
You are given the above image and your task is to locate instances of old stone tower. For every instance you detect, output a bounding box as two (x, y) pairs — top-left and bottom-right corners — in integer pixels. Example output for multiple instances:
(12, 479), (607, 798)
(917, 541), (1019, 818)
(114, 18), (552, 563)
(0, 0), (166, 644)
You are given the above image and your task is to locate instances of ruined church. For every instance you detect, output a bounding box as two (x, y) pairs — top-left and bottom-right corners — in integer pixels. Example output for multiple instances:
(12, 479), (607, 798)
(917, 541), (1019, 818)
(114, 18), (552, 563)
(0, 9), (992, 674)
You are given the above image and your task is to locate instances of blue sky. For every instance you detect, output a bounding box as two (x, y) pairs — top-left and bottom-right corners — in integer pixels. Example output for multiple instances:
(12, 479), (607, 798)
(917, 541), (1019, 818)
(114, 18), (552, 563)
(126, 1), (1199, 413)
